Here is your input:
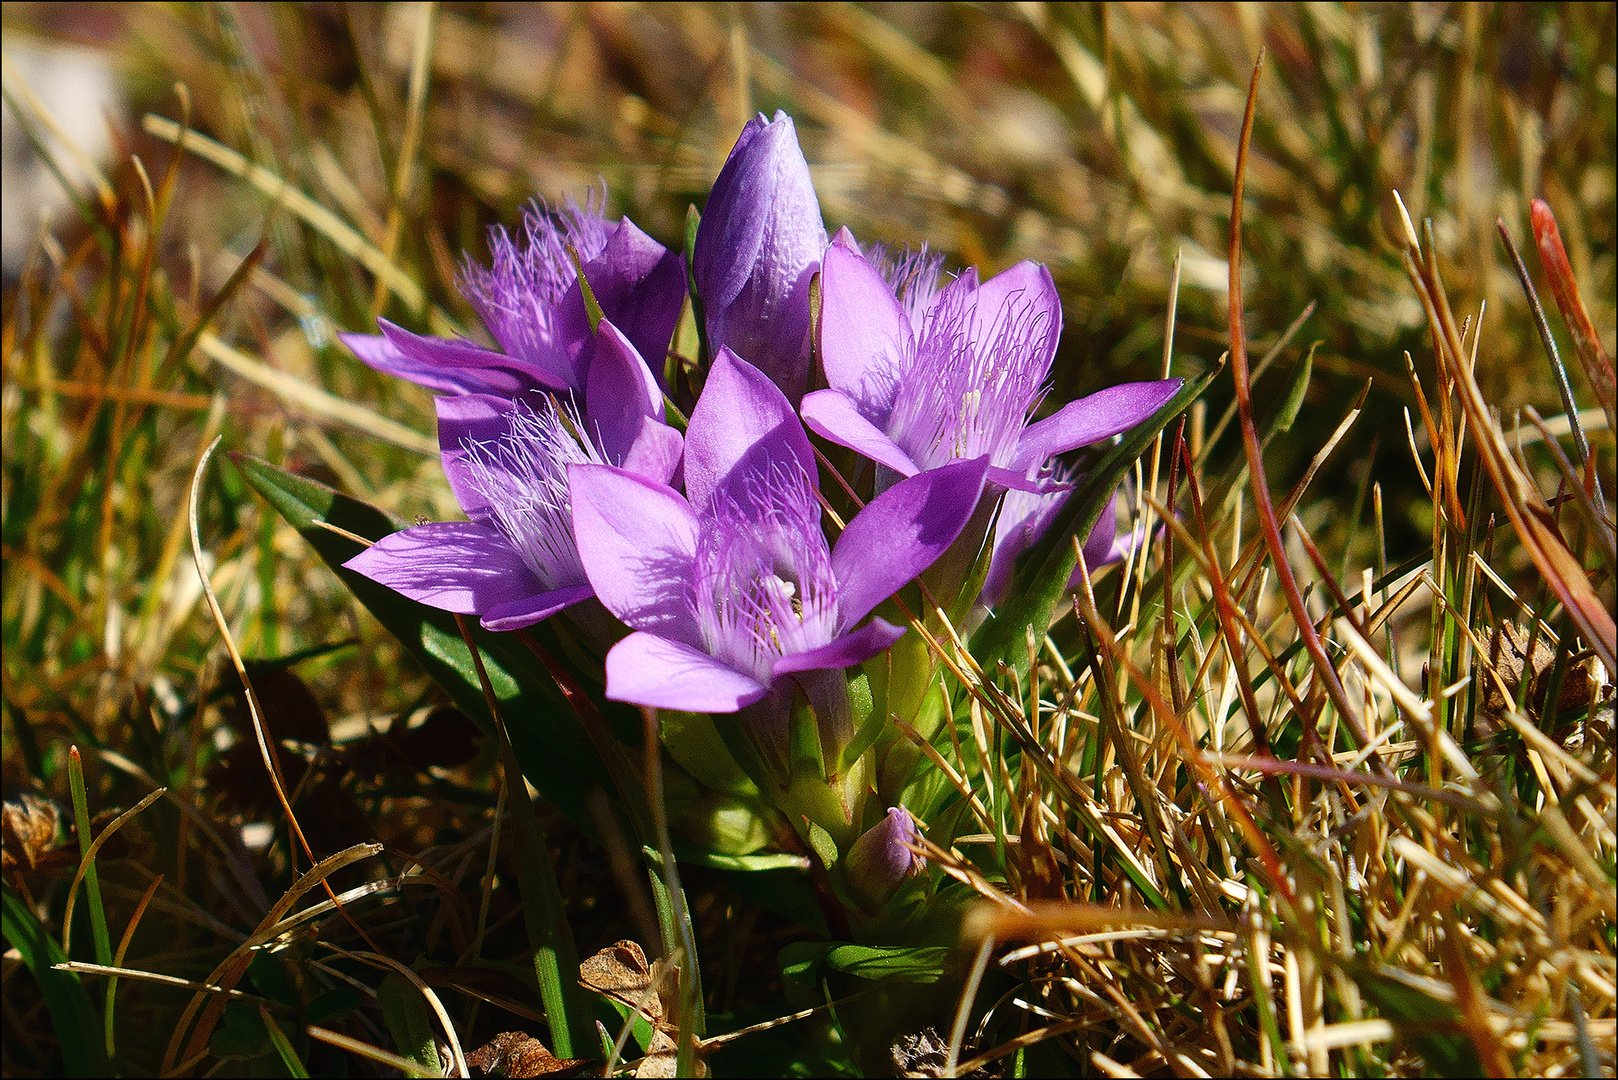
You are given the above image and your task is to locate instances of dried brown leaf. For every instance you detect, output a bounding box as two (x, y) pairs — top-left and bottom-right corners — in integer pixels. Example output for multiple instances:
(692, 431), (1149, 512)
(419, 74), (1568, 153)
(465, 1031), (592, 1077)
(1, 792), (65, 873)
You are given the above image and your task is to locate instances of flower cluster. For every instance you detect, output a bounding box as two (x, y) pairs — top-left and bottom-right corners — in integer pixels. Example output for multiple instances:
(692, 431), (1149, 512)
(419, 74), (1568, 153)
(340, 111), (1180, 917)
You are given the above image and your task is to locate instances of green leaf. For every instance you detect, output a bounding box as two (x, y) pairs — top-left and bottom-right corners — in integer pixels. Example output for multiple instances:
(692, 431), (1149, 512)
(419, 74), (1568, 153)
(778, 941), (832, 988)
(804, 819), (840, 872)
(1346, 964), (1483, 1076)
(209, 1000), (272, 1061)
(972, 368), (1216, 677)
(596, 996), (658, 1057)
(1263, 340), (1316, 443)
(248, 951), (301, 1010)
(838, 672), (881, 770)
(259, 1007), (311, 1079)
(674, 848), (811, 872)
(233, 453), (611, 826)
(566, 245), (605, 333)
(824, 944), (951, 984)
(684, 204), (709, 367)
(379, 972), (441, 1076)
(2, 886), (107, 1077)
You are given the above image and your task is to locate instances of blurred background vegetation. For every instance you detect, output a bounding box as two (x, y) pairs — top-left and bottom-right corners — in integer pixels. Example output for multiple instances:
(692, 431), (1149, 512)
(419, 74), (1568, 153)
(2, 3), (1613, 1075)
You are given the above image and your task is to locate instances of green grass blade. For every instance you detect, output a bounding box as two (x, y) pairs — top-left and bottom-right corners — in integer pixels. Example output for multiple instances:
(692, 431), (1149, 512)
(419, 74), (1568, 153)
(973, 368), (1216, 677)
(258, 1006), (311, 1079)
(64, 748), (112, 966)
(2, 887), (108, 1077)
(379, 972), (441, 1076)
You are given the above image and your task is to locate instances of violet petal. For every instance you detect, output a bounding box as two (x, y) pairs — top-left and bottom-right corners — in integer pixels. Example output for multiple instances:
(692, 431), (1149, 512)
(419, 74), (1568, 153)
(830, 456), (990, 627)
(986, 464), (1057, 493)
(343, 522), (545, 614)
(1011, 380), (1183, 474)
(605, 632), (770, 712)
(817, 234), (911, 427)
(968, 260), (1061, 361)
(375, 319), (567, 396)
(683, 349), (816, 512)
(436, 394), (519, 525)
(770, 618), (907, 678)
(481, 583), (596, 632)
(1079, 489), (1123, 573)
(568, 463), (701, 646)
(799, 390), (921, 478)
(617, 422), (684, 487)
(979, 486), (1067, 611)
(584, 319), (665, 463)
(581, 217), (686, 386)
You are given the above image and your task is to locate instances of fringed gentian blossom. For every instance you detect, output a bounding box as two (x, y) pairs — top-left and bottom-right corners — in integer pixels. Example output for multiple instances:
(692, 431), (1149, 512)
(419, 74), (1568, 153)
(694, 111), (827, 404)
(802, 231), (1182, 494)
(342, 192), (684, 398)
(567, 351), (987, 768)
(344, 322), (681, 631)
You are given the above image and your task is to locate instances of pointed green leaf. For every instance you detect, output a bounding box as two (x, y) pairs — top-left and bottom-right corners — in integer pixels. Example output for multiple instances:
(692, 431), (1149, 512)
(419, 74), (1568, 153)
(972, 367), (1216, 677)
(379, 972), (441, 1076)
(824, 944), (951, 984)
(232, 453), (610, 825)
(2, 887), (107, 1077)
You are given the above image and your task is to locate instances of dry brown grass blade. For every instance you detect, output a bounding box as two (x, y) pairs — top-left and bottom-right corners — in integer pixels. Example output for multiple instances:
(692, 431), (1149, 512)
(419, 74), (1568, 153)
(1531, 199), (1616, 432)
(160, 842), (384, 1074)
(966, 904), (1238, 940)
(1394, 200), (1617, 673)
(1224, 48), (1383, 774)
(140, 114), (437, 323)
(308, 1025), (443, 1078)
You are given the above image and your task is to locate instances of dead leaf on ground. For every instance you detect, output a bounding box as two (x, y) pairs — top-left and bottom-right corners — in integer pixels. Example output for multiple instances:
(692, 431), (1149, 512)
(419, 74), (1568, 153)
(464, 1030), (592, 1077)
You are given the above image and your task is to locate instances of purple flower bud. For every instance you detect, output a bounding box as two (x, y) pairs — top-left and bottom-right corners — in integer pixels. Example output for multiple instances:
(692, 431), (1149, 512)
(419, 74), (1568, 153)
(694, 112), (827, 404)
(845, 806), (923, 911)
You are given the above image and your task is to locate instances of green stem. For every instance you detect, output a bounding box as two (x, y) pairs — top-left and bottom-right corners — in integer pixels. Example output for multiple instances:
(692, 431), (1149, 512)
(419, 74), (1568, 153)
(67, 747), (116, 1066)
(453, 616), (593, 1059)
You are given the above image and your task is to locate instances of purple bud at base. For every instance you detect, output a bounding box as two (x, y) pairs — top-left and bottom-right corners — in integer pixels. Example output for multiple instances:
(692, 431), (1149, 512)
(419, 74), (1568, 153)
(844, 806), (924, 912)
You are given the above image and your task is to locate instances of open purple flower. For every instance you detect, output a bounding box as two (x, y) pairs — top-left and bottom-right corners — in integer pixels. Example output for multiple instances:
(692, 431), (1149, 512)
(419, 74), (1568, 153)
(343, 320), (681, 632)
(342, 192), (684, 398)
(568, 351), (988, 733)
(802, 231), (1182, 493)
(693, 112), (827, 405)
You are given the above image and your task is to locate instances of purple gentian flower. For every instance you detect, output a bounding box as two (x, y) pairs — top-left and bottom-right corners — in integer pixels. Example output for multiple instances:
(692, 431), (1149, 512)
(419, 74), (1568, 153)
(342, 193), (684, 398)
(844, 806), (924, 912)
(567, 351), (987, 739)
(801, 230), (1182, 493)
(694, 112), (827, 404)
(343, 320), (681, 631)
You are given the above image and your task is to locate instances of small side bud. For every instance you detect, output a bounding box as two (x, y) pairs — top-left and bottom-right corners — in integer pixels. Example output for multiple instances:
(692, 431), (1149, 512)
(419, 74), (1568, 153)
(844, 806), (923, 912)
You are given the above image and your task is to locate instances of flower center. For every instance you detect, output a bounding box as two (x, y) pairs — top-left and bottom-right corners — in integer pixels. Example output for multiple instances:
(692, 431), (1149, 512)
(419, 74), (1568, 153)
(461, 394), (604, 589)
(692, 463), (839, 683)
(887, 275), (1051, 472)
